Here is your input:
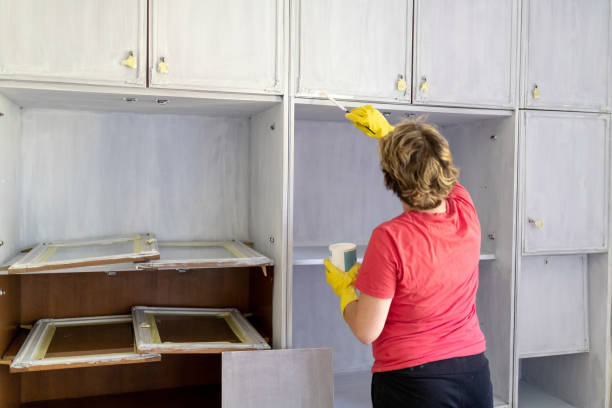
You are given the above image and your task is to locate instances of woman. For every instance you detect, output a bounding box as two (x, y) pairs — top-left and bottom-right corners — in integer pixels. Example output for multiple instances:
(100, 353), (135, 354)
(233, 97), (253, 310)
(324, 106), (493, 407)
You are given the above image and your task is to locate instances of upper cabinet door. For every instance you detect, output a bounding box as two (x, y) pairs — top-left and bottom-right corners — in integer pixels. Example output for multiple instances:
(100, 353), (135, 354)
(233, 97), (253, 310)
(413, 0), (517, 108)
(0, 0), (146, 87)
(149, 0), (282, 93)
(522, 0), (612, 111)
(296, 0), (411, 102)
(522, 111), (610, 254)
(222, 348), (333, 408)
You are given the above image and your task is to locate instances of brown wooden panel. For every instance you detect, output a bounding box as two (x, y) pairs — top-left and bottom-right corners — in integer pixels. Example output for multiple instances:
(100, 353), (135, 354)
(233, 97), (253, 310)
(2, 329), (29, 361)
(20, 269), (250, 323)
(0, 365), (20, 408)
(0, 275), (21, 407)
(249, 266), (274, 341)
(21, 385), (220, 408)
(21, 354), (220, 403)
(0, 275), (21, 352)
(46, 323), (134, 358)
(155, 315), (240, 344)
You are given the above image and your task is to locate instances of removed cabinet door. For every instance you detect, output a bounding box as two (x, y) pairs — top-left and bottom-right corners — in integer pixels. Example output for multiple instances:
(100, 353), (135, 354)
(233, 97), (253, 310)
(413, 0), (517, 108)
(0, 0), (146, 87)
(149, 0), (282, 93)
(222, 348), (333, 408)
(522, 111), (609, 254)
(296, 0), (411, 101)
(522, 0), (612, 111)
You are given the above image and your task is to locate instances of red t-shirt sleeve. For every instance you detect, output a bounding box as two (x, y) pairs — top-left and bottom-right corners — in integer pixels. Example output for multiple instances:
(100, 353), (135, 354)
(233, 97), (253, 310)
(354, 227), (399, 299)
(448, 183), (475, 210)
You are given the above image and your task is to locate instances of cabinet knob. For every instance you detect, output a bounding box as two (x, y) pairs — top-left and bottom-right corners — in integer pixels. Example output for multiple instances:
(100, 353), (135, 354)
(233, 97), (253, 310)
(532, 84), (541, 99)
(528, 218), (544, 230)
(419, 76), (429, 92)
(158, 57), (169, 74)
(121, 51), (137, 69)
(396, 74), (407, 91)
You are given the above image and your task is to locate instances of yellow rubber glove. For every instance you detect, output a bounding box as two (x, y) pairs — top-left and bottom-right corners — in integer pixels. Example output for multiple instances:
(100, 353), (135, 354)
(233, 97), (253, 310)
(345, 105), (395, 139)
(324, 259), (360, 315)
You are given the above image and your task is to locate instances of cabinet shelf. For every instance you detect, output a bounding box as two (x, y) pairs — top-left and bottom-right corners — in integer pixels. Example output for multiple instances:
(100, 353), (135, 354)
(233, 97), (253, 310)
(293, 245), (495, 266)
(0, 83), (280, 117)
(20, 386), (220, 408)
(519, 381), (576, 408)
(294, 97), (512, 125)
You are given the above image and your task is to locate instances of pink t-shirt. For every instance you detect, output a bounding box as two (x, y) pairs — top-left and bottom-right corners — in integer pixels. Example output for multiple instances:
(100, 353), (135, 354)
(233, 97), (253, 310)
(354, 184), (486, 373)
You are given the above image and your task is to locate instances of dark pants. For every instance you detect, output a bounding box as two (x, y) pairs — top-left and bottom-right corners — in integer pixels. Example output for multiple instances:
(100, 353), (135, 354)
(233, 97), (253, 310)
(371, 353), (493, 408)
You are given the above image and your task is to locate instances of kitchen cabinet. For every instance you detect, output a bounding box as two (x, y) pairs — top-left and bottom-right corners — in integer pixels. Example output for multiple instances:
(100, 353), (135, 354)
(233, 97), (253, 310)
(521, 111), (609, 254)
(149, 0), (282, 93)
(295, 0), (411, 101)
(413, 0), (517, 108)
(521, 0), (612, 111)
(0, 0), (146, 87)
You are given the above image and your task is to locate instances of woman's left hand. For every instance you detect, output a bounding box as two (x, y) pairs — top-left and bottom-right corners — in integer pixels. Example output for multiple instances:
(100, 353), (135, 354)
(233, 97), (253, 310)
(323, 259), (360, 315)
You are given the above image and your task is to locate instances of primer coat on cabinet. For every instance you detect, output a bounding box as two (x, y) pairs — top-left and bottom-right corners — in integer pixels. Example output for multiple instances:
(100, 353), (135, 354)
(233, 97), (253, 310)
(522, 0), (612, 111)
(518, 255), (589, 358)
(521, 111), (609, 254)
(222, 348), (333, 408)
(149, 0), (282, 93)
(413, 0), (517, 108)
(296, 0), (411, 101)
(18, 110), (250, 248)
(0, 0), (146, 87)
(0, 95), (20, 264)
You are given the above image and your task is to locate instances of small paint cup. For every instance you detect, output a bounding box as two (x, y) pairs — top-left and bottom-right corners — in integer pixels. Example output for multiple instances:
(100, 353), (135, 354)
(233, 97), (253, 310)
(329, 243), (357, 272)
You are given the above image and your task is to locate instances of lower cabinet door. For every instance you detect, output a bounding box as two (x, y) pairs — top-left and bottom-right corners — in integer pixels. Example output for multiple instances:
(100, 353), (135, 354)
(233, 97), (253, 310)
(222, 348), (333, 408)
(518, 255), (589, 358)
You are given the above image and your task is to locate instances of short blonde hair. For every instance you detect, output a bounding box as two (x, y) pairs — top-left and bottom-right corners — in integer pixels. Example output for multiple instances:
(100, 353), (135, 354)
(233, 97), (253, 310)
(378, 119), (459, 210)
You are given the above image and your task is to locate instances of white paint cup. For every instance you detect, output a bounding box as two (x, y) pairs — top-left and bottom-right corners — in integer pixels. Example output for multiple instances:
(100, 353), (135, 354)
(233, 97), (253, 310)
(329, 243), (357, 272)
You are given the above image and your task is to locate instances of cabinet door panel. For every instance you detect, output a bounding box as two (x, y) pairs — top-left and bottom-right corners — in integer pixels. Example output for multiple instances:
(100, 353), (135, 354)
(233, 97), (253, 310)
(413, 0), (516, 108)
(297, 0), (410, 101)
(150, 0), (281, 93)
(522, 112), (609, 254)
(222, 348), (333, 408)
(0, 0), (146, 86)
(518, 255), (589, 357)
(523, 0), (611, 111)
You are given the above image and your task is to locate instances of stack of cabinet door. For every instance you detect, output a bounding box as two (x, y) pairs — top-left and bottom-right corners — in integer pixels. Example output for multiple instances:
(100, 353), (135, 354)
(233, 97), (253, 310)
(0, 0), (610, 407)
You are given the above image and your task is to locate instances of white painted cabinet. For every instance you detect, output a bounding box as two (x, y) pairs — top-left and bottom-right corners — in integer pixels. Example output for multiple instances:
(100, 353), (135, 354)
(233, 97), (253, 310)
(296, 0), (411, 101)
(522, 0), (612, 111)
(413, 0), (517, 108)
(522, 111), (609, 254)
(149, 0), (282, 93)
(518, 255), (589, 358)
(0, 0), (146, 87)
